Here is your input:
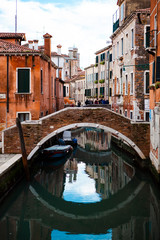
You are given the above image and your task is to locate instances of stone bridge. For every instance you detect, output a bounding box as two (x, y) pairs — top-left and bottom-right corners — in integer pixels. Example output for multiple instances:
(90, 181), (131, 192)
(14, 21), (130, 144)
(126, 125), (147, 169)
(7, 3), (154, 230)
(2, 107), (150, 160)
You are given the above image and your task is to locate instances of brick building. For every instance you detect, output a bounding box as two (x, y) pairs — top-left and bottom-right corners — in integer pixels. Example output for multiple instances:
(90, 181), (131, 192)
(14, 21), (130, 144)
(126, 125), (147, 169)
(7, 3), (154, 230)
(111, 0), (150, 121)
(147, 0), (160, 173)
(0, 32), (64, 135)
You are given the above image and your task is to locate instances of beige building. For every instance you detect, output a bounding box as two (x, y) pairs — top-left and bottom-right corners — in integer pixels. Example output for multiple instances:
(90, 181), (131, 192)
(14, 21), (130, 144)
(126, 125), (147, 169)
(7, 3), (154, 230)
(111, 0), (150, 121)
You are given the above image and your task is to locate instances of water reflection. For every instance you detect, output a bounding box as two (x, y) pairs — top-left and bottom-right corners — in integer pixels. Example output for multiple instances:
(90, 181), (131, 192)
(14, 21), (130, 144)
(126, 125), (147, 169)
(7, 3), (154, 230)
(0, 128), (160, 240)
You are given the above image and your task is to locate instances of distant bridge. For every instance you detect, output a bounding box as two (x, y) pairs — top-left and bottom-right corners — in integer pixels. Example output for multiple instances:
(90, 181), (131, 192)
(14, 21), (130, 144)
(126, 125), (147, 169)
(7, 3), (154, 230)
(2, 107), (150, 160)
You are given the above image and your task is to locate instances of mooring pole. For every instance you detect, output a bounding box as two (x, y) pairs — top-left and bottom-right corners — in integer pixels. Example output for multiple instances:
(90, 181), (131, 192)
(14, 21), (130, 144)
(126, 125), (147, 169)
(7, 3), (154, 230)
(16, 118), (30, 181)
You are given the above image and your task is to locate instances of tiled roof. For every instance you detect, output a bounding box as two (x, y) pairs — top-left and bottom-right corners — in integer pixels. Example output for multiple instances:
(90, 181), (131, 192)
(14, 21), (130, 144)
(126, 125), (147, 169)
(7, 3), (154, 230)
(0, 32), (26, 40)
(70, 71), (85, 82)
(0, 39), (40, 53)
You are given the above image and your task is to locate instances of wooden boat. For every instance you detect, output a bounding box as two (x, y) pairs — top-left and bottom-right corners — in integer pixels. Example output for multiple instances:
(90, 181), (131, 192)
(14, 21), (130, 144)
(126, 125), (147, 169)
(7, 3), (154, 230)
(42, 144), (73, 159)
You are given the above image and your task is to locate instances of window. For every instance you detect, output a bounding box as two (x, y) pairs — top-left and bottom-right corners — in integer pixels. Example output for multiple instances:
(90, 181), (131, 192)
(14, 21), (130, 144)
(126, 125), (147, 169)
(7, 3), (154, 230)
(120, 2), (124, 21)
(130, 111), (133, 120)
(125, 33), (128, 53)
(117, 42), (119, 59)
(113, 79), (115, 96)
(109, 54), (112, 62)
(131, 29), (134, 49)
(154, 14), (157, 47)
(120, 68), (123, 94)
(130, 72), (133, 95)
(100, 87), (104, 96)
(96, 73), (98, 81)
(116, 78), (119, 94)
(17, 112), (30, 122)
(145, 112), (150, 122)
(144, 26), (150, 48)
(17, 68), (30, 93)
(101, 71), (105, 80)
(96, 56), (98, 64)
(121, 38), (123, 56)
(144, 71), (149, 94)
(125, 110), (127, 117)
(100, 53), (105, 62)
(125, 74), (128, 95)
(113, 45), (115, 60)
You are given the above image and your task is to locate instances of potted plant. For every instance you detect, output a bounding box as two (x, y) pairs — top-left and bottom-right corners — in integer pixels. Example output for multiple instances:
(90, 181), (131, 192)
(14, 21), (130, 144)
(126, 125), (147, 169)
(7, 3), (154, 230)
(99, 79), (105, 84)
(95, 63), (98, 67)
(100, 61), (105, 65)
(94, 80), (98, 84)
(155, 82), (160, 89)
(149, 84), (155, 90)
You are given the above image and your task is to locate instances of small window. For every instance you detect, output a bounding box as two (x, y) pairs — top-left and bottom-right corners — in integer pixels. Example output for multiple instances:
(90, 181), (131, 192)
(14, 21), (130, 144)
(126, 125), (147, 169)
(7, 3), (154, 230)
(18, 112), (30, 122)
(121, 38), (124, 56)
(125, 110), (127, 117)
(121, 2), (124, 21)
(130, 72), (133, 95)
(145, 112), (150, 122)
(131, 29), (134, 49)
(130, 111), (133, 119)
(17, 68), (30, 93)
(125, 74), (128, 95)
(144, 71), (149, 94)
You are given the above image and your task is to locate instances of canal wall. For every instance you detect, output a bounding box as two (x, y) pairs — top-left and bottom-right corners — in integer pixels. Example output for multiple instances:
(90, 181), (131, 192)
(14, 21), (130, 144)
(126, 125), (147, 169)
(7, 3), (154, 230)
(0, 154), (24, 203)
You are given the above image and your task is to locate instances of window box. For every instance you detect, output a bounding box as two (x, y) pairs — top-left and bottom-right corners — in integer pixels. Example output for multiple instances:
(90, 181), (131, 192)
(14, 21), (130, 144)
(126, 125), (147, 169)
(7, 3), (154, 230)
(100, 61), (105, 65)
(94, 80), (98, 84)
(99, 95), (104, 98)
(95, 63), (98, 67)
(99, 79), (105, 84)
(149, 84), (155, 90)
(155, 82), (160, 89)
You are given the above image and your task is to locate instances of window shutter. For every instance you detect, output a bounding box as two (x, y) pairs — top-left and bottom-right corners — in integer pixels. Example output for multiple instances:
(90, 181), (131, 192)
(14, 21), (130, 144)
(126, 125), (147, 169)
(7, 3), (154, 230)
(152, 61), (155, 84)
(18, 69), (30, 93)
(63, 86), (66, 97)
(146, 26), (150, 48)
(145, 72), (149, 94)
(156, 57), (160, 82)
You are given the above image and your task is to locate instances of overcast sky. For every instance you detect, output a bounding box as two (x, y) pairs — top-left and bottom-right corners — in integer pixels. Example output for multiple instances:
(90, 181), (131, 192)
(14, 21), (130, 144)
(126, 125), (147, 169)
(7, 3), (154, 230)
(0, 0), (117, 68)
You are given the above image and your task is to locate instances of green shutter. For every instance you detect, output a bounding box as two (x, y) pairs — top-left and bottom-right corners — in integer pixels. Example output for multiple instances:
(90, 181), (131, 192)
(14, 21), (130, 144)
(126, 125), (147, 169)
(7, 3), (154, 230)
(152, 61), (155, 84)
(18, 69), (30, 93)
(146, 72), (149, 94)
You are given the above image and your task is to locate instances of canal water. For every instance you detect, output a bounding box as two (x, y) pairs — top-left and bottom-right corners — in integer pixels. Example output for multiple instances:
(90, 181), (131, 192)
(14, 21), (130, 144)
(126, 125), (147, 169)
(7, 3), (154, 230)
(0, 127), (160, 240)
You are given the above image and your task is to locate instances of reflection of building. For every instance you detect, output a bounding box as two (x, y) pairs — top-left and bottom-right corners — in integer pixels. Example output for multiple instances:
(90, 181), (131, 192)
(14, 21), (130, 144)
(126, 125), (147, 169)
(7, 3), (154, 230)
(64, 159), (78, 182)
(85, 151), (134, 200)
(75, 128), (111, 152)
(34, 166), (65, 198)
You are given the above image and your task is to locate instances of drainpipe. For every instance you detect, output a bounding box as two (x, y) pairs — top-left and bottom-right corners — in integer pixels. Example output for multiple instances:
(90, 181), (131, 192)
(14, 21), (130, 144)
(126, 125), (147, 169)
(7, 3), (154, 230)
(6, 55), (9, 128)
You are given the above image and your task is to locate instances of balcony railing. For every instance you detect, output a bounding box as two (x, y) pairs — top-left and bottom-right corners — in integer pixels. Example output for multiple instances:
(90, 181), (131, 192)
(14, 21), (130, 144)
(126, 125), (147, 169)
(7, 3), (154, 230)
(113, 19), (119, 33)
(113, 9), (119, 33)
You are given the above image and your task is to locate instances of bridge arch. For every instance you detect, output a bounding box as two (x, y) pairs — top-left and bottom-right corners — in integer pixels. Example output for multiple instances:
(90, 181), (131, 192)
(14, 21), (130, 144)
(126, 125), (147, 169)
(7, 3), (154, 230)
(28, 122), (146, 160)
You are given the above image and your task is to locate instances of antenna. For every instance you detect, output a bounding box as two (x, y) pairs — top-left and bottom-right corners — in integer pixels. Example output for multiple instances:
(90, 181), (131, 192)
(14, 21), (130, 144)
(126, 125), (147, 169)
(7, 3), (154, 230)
(15, 0), (17, 33)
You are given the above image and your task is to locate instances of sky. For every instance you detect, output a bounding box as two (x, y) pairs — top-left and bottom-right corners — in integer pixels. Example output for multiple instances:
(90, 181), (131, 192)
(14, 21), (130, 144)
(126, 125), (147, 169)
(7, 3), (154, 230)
(0, 0), (117, 68)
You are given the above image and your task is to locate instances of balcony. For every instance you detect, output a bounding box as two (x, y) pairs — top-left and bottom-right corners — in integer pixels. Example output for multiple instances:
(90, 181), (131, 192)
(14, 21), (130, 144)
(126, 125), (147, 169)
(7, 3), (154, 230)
(145, 30), (157, 55)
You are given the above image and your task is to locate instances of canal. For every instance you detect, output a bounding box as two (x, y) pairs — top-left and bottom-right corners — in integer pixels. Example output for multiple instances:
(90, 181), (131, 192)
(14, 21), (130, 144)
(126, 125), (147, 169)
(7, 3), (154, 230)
(0, 127), (160, 240)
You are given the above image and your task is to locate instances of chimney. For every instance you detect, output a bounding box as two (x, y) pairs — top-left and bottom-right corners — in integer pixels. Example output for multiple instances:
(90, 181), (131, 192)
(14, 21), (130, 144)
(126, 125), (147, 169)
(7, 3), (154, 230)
(33, 40), (39, 50)
(43, 33), (52, 58)
(28, 40), (33, 49)
(57, 44), (62, 55)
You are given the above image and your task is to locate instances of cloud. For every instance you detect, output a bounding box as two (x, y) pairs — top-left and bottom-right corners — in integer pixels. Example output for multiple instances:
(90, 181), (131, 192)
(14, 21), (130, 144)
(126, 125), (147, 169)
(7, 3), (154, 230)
(0, 0), (117, 68)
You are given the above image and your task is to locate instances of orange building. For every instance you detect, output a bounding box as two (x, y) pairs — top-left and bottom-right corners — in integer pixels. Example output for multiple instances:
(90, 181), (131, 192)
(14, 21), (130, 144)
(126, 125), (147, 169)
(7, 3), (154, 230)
(0, 32), (64, 135)
(147, 1), (160, 173)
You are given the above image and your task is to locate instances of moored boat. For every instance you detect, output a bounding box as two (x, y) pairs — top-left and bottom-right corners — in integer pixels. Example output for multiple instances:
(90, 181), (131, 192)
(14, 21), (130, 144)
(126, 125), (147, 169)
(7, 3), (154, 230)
(42, 144), (73, 160)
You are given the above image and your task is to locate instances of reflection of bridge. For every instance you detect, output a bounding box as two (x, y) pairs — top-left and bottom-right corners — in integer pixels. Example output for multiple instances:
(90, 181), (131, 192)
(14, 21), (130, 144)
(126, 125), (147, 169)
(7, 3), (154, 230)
(2, 174), (150, 236)
(2, 107), (150, 160)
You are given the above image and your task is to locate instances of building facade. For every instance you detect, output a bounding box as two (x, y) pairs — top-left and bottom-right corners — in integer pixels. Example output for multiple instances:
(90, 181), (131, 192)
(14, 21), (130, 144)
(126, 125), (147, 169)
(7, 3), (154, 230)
(111, 0), (150, 121)
(147, 0), (160, 173)
(0, 32), (63, 135)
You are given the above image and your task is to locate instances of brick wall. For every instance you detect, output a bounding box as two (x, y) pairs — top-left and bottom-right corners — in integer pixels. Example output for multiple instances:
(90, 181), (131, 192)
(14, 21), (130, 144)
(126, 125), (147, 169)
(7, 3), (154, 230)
(3, 108), (150, 158)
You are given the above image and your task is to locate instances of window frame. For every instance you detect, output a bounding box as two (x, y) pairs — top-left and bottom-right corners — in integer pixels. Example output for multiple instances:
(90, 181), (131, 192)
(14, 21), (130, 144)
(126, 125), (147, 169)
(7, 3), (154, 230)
(130, 72), (134, 95)
(144, 70), (150, 95)
(125, 74), (128, 95)
(16, 67), (31, 94)
(16, 111), (31, 122)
